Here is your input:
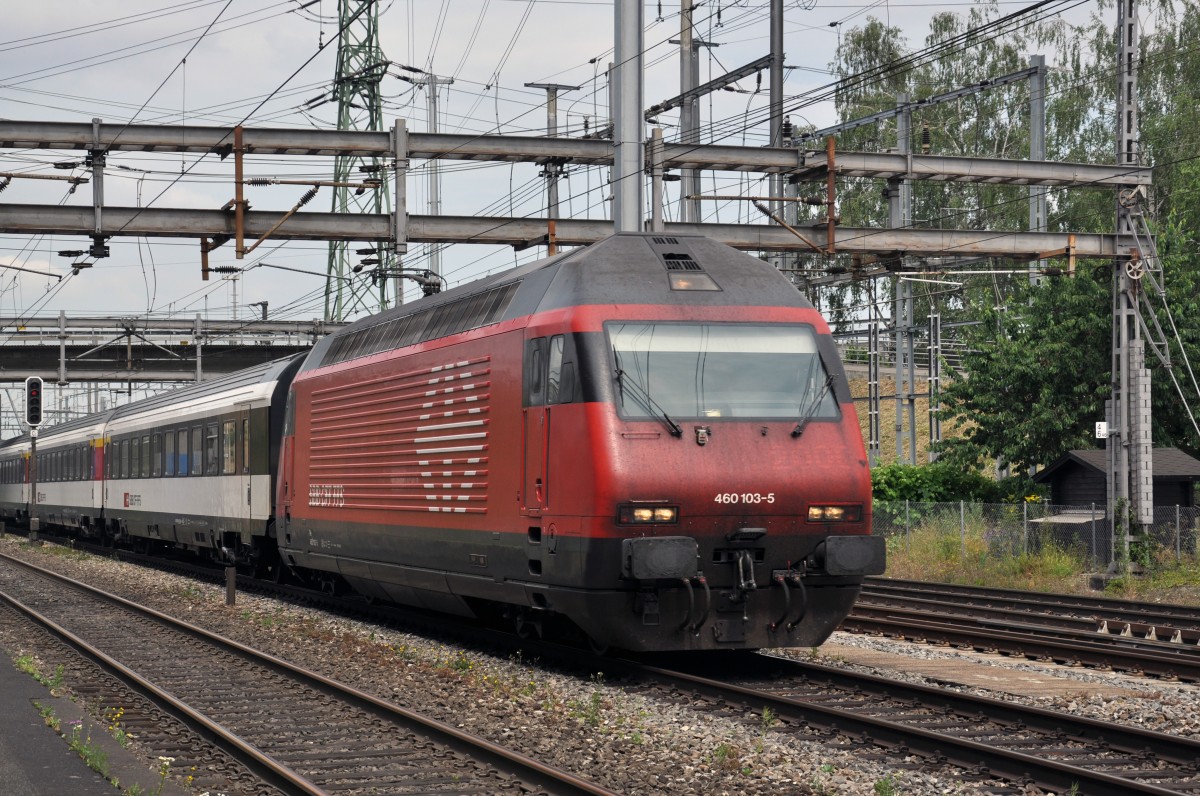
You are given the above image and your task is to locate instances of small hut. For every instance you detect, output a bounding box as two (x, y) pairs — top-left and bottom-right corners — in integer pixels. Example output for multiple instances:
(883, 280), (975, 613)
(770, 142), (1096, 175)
(1031, 448), (1200, 565)
(1033, 448), (1200, 508)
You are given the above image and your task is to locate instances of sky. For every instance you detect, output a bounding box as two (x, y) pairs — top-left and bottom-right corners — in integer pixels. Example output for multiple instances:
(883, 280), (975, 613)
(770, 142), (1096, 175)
(0, 0), (1103, 431)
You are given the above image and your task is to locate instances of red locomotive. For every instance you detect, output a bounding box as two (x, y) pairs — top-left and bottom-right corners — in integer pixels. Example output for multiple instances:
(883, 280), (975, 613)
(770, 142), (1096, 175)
(276, 232), (883, 651)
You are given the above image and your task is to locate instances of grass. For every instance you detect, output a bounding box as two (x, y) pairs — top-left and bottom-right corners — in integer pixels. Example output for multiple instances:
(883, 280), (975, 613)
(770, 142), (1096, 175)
(15, 655), (65, 692)
(883, 519), (1200, 603)
(1102, 550), (1200, 603)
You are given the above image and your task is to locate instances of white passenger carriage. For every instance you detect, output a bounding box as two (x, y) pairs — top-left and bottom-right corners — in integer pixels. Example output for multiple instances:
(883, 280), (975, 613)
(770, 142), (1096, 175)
(30, 414), (110, 532)
(101, 355), (304, 565)
(0, 437), (31, 525)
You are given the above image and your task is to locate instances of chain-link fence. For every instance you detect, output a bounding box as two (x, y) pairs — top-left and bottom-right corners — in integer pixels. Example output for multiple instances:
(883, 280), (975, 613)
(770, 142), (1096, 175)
(874, 501), (1199, 569)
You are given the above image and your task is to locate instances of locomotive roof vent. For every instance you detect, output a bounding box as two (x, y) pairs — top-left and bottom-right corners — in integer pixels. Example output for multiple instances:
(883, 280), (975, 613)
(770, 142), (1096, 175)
(662, 252), (703, 272)
(646, 237), (720, 290)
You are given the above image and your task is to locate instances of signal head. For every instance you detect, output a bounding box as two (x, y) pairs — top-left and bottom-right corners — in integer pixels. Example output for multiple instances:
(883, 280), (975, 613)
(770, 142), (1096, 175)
(24, 376), (44, 427)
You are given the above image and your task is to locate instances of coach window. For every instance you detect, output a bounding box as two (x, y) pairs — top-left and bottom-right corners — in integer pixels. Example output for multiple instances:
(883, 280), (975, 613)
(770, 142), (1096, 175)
(121, 439), (131, 479)
(205, 424), (219, 475)
(132, 437), (142, 479)
(221, 421), (236, 475)
(149, 434), (160, 477)
(242, 418), (250, 474)
(179, 429), (190, 475)
(164, 432), (175, 476)
(191, 427), (202, 475)
(141, 435), (151, 477)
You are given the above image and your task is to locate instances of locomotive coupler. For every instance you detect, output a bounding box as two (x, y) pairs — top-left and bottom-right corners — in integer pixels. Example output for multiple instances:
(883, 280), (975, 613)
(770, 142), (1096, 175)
(734, 549), (757, 592)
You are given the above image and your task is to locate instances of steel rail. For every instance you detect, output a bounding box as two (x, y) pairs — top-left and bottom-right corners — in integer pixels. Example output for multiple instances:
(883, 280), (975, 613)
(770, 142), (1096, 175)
(0, 552), (619, 796)
(620, 657), (1195, 796)
(619, 657), (1190, 792)
(864, 577), (1200, 628)
(854, 591), (1200, 644)
(840, 612), (1200, 681)
(0, 586), (326, 795)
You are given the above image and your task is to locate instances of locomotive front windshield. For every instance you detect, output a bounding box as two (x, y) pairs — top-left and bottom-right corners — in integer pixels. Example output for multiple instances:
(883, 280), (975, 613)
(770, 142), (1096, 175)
(607, 322), (839, 421)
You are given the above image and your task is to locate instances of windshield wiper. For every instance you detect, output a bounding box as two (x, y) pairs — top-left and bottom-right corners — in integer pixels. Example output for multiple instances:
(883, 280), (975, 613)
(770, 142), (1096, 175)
(791, 374), (836, 438)
(613, 349), (683, 438)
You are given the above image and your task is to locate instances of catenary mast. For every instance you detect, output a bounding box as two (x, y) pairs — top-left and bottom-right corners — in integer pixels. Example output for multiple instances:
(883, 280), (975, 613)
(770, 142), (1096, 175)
(325, 0), (391, 321)
(1108, 0), (1152, 566)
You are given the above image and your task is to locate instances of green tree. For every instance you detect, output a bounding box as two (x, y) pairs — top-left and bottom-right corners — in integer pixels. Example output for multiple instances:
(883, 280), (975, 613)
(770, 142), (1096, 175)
(934, 274), (1111, 472)
(821, 0), (1200, 470)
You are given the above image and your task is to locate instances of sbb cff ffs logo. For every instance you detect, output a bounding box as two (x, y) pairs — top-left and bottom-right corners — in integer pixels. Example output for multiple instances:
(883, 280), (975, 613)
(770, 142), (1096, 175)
(25, 377), (43, 427)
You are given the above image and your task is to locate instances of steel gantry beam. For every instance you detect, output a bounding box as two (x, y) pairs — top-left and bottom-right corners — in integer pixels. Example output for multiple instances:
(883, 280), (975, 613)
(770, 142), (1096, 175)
(0, 120), (1152, 185)
(0, 203), (1130, 259)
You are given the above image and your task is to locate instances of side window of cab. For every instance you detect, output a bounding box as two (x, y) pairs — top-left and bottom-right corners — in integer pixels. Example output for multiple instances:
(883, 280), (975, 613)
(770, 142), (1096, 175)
(526, 334), (574, 406)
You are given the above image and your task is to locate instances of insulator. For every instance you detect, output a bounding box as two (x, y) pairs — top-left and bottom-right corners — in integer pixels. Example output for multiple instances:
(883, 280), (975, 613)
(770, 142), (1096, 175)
(355, 247), (376, 255)
(57, 250), (85, 257)
(921, 121), (931, 154)
(246, 178), (273, 186)
(298, 186), (319, 207)
(0, 177), (9, 193)
(211, 266), (241, 274)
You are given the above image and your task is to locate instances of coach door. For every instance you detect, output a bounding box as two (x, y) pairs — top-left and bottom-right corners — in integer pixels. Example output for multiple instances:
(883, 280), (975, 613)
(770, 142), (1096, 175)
(238, 407), (251, 520)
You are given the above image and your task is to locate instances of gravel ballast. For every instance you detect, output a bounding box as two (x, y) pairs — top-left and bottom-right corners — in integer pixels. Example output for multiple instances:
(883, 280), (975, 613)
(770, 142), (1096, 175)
(2, 536), (1196, 795)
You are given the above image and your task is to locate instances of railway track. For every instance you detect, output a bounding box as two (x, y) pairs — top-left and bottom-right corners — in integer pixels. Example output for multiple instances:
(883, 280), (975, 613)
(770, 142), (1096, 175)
(844, 577), (1200, 681)
(612, 652), (1200, 796)
(10, 535), (1200, 794)
(865, 577), (1200, 631)
(0, 550), (617, 796)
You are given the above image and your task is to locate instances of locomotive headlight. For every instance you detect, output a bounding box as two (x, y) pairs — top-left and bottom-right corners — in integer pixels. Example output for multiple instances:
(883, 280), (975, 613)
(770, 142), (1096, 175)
(808, 504), (862, 522)
(619, 504), (679, 524)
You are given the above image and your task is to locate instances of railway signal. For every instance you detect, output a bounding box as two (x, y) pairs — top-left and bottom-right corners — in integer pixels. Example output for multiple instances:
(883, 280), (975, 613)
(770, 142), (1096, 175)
(24, 376), (43, 427)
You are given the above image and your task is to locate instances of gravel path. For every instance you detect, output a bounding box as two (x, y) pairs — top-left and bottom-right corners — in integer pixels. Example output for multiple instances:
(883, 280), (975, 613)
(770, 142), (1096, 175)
(3, 536), (1196, 796)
